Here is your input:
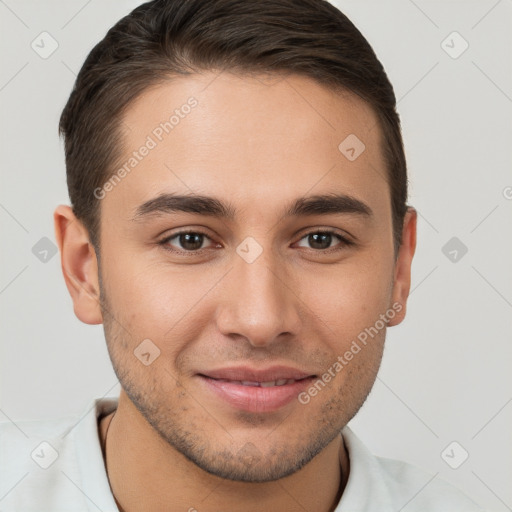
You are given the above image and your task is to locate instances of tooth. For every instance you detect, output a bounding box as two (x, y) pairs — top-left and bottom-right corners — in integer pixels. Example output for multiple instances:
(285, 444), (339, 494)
(286, 379), (295, 385)
(260, 381), (276, 387)
(275, 379), (288, 386)
(241, 381), (260, 386)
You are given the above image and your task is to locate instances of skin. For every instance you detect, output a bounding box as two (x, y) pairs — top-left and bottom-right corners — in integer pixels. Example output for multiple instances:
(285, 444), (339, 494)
(54, 71), (416, 512)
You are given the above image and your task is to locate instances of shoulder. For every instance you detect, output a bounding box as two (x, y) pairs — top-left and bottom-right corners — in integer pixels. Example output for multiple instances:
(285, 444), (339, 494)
(0, 398), (118, 512)
(338, 427), (486, 512)
(374, 456), (485, 511)
(0, 414), (80, 511)
(0, 413), (77, 472)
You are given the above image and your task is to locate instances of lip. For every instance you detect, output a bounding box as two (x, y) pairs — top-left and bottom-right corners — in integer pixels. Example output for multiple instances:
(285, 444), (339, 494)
(197, 365), (316, 413)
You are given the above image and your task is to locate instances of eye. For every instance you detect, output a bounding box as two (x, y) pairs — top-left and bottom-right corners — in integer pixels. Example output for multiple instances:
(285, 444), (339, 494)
(158, 228), (353, 255)
(159, 230), (217, 252)
(296, 230), (353, 251)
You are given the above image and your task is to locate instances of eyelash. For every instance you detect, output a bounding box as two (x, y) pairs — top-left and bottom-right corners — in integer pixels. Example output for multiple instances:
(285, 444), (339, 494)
(158, 229), (354, 255)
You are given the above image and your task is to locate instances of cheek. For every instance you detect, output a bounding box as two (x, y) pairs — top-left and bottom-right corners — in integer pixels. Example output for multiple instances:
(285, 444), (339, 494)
(301, 257), (394, 344)
(100, 254), (219, 351)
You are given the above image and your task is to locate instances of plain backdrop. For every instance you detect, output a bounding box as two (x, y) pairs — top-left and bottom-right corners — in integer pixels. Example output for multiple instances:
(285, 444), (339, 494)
(1, 1), (511, 510)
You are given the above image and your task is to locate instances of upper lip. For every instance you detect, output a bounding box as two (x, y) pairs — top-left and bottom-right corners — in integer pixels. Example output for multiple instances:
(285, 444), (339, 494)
(199, 365), (315, 382)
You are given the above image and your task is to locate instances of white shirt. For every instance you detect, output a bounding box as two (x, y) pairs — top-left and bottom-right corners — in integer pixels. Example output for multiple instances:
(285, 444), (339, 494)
(0, 397), (485, 511)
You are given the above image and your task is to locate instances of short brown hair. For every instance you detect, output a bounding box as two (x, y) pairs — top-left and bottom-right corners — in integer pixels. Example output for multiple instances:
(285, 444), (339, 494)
(59, 0), (408, 251)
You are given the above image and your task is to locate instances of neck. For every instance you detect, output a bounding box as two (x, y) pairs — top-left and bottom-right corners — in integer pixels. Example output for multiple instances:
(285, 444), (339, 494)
(100, 391), (349, 512)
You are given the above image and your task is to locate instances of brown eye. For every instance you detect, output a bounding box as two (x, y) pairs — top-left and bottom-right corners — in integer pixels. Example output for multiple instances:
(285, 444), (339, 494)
(160, 231), (214, 252)
(308, 232), (334, 250)
(296, 230), (352, 251)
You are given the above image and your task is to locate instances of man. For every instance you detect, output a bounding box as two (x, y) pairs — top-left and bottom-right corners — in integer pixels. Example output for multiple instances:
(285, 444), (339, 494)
(0, 0), (485, 510)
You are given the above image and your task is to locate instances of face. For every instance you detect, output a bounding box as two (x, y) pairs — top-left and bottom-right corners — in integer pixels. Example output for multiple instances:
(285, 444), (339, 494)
(94, 72), (409, 482)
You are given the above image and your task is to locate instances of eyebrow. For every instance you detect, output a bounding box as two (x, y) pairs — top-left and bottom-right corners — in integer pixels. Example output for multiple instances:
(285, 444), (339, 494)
(131, 192), (373, 222)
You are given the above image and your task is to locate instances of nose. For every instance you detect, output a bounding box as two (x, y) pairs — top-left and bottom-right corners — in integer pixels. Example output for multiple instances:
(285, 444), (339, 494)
(214, 246), (302, 348)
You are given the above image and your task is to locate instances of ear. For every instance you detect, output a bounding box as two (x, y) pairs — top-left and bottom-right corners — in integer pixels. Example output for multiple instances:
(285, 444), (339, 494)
(388, 207), (417, 327)
(54, 205), (103, 325)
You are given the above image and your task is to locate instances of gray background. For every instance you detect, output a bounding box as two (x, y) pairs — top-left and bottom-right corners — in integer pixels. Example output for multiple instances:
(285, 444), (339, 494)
(1, 1), (511, 510)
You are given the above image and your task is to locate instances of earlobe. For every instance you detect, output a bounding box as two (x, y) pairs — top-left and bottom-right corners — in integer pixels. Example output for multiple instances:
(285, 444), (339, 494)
(53, 205), (103, 325)
(388, 207), (417, 327)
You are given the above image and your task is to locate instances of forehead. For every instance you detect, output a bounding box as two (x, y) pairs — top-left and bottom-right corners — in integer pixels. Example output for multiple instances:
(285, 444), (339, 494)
(105, 71), (388, 222)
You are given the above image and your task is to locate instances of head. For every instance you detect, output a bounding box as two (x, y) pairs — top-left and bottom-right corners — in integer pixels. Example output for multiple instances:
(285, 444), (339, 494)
(55, 0), (416, 483)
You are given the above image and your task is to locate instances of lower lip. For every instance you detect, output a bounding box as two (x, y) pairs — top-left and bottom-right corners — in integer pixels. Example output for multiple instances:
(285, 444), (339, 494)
(198, 375), (314, 413)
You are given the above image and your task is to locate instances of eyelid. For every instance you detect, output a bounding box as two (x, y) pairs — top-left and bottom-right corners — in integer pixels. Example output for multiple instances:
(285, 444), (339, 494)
(295, 226), (353, 242)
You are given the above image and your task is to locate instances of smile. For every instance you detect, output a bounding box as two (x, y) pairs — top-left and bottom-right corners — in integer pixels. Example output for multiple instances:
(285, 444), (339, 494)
(197, 367), (316, 413)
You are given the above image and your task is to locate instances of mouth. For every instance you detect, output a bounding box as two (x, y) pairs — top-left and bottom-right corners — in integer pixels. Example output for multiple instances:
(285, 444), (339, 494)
(197, 366), (317, 413)
(209, 378), (303, 387)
